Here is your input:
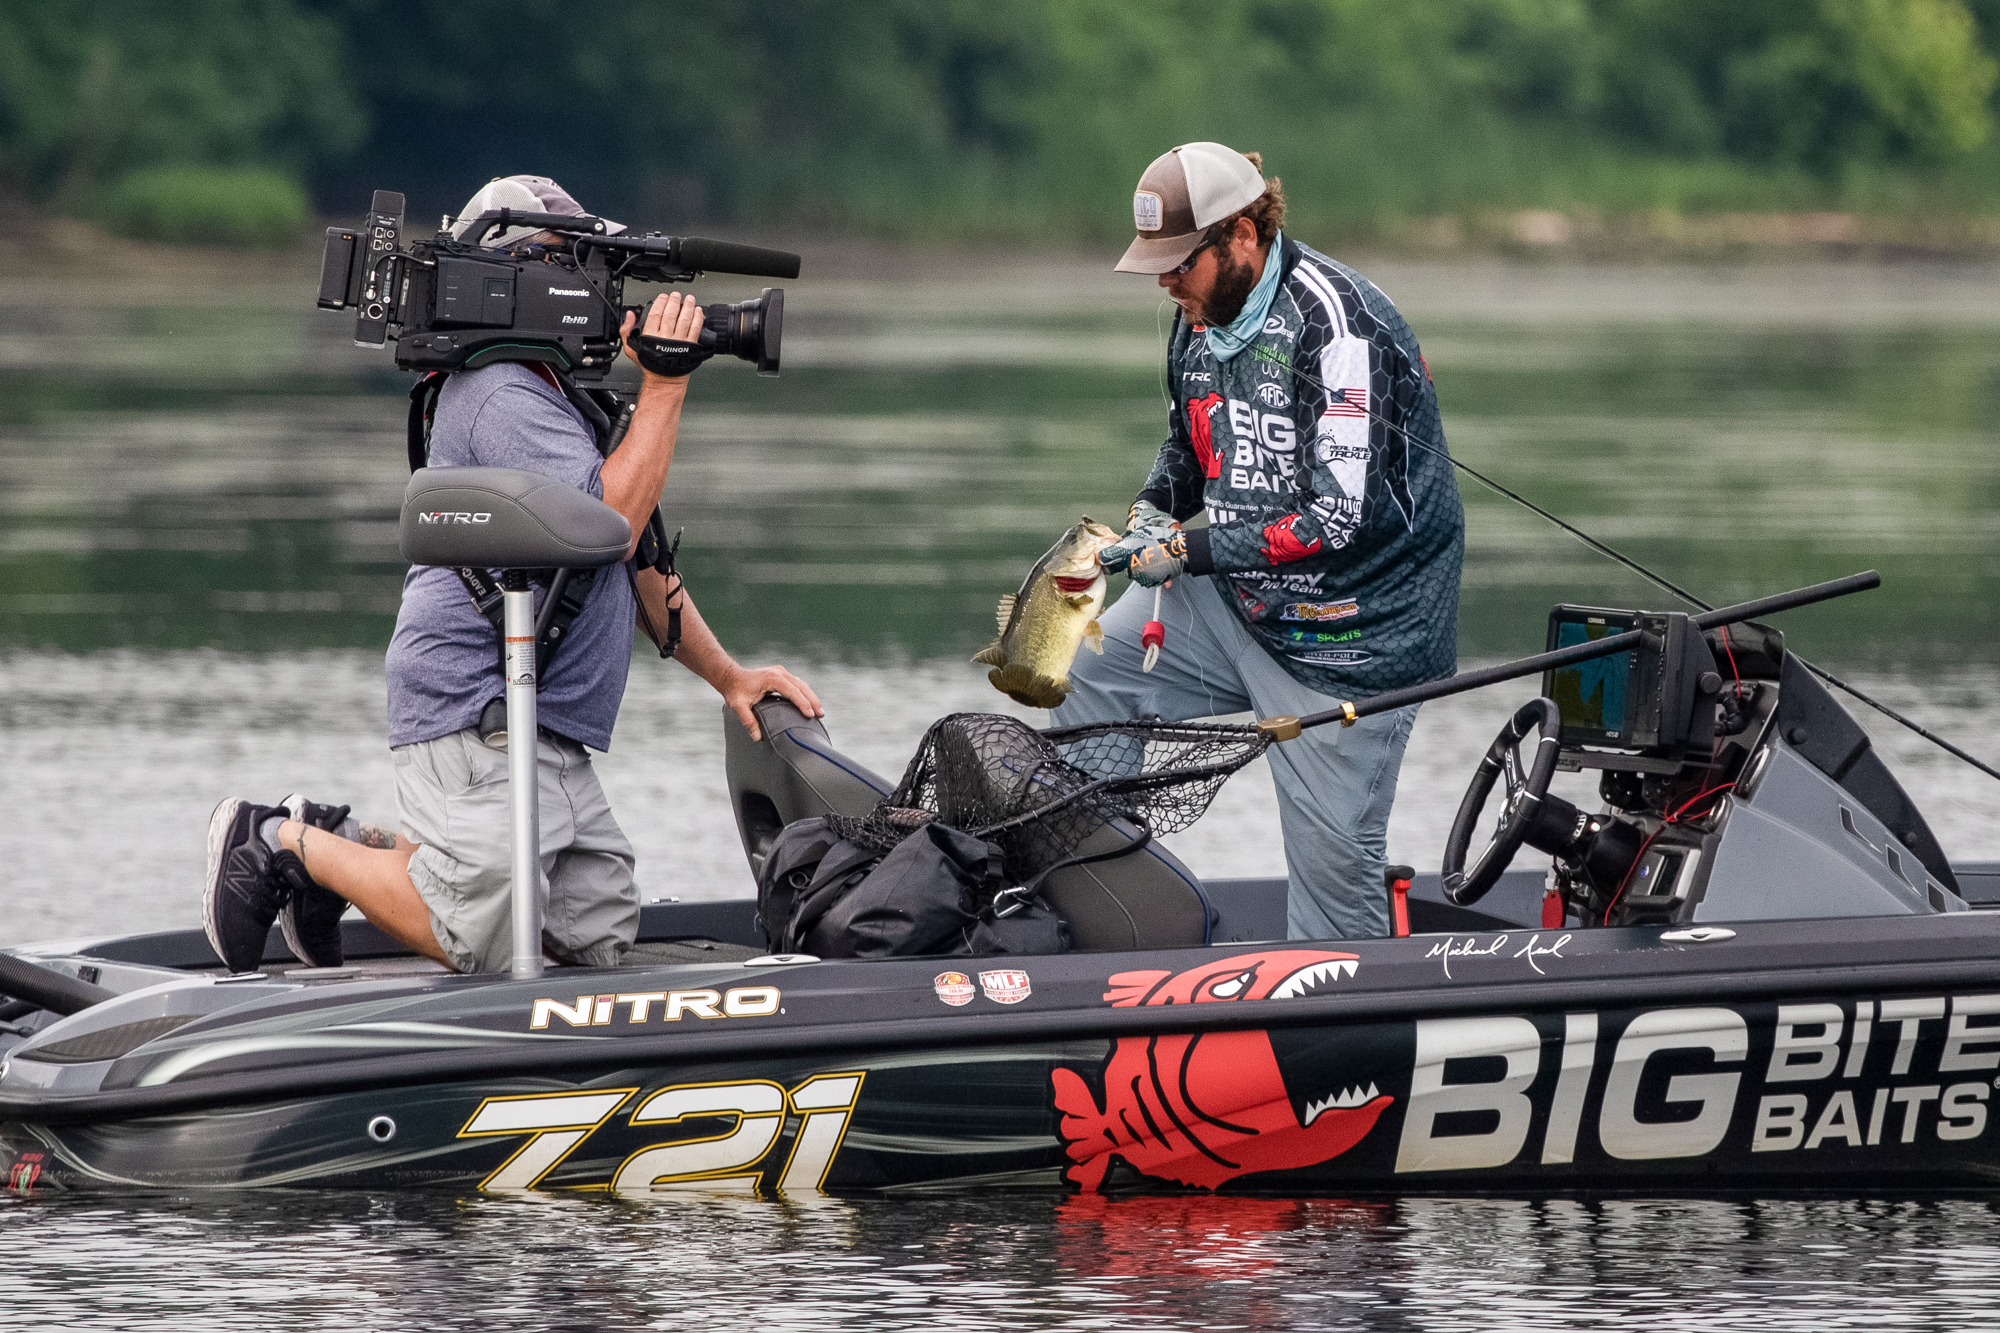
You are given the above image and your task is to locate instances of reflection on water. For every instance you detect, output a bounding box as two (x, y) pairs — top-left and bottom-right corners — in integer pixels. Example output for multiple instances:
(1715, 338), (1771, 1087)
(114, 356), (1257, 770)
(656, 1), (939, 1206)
(8, 1188), (2000, 1331)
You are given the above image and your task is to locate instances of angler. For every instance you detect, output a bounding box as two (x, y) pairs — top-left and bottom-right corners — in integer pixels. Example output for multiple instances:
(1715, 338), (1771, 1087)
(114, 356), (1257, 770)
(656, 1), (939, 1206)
(1074, 142), (1465, 941)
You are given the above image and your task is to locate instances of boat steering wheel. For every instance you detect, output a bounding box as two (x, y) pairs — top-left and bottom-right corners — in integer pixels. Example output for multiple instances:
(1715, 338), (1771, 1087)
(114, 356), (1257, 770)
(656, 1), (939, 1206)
(1441, 698), (1564, 905)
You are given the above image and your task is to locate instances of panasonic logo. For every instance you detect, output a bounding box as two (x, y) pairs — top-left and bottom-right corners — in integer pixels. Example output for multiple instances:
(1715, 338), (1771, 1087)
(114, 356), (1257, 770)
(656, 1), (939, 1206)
(548, 287), (589, 297)
(418, 512), (491, 525)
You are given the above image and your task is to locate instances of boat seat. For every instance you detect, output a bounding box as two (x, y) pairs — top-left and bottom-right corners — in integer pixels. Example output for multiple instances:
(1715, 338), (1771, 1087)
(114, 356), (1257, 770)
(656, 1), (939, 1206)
(1036, 819), (1213, 951)
(724, 696), (896, 881)
(723, 695), (1212, 951)
(399, 466), (631, 570)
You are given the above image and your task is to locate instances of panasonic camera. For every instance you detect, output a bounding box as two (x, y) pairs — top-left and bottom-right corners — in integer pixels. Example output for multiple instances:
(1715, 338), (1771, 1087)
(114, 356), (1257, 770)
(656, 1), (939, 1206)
(317, 190), (798, 380)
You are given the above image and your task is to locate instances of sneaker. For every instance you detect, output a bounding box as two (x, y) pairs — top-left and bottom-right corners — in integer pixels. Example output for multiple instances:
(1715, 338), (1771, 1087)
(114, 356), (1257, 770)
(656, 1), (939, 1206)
(202, 798), (291, 973)
(275, 794), (352, 969)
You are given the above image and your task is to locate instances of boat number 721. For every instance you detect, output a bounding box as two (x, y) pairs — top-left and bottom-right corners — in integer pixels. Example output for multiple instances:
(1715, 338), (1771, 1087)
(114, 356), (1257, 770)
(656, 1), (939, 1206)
(455, 1072), (865, 1194)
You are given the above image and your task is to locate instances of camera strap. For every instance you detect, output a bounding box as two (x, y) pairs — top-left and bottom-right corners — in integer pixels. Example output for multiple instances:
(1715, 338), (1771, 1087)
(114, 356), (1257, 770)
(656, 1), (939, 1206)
(407, 367), (602, 689)
(546, 367), (684, 661)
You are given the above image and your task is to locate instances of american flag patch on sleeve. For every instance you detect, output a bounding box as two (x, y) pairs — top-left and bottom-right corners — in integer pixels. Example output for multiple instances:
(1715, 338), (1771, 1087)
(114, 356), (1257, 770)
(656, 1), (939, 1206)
(1322, 386), (1368, 419)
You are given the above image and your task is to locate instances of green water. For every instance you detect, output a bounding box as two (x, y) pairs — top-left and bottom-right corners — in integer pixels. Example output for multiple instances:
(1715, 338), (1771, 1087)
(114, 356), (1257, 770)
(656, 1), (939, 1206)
(5, 252), (2000, 925)
(3, 256), (1996, 667)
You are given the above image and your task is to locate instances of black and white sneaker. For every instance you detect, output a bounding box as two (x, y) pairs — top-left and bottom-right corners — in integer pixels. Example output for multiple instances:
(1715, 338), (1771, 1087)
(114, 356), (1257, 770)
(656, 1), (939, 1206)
(202, 798), (291, 974)
(275, 794), (353, 969)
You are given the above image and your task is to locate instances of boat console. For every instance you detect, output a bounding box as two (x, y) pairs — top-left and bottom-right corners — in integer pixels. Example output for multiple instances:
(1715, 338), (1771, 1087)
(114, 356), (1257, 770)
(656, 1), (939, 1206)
(1441, 603), (1964, 928)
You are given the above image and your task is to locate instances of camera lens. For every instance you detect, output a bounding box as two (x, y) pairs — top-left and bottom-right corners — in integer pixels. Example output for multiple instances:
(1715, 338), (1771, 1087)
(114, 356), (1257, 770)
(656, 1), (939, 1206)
(696, 288), (784, 375)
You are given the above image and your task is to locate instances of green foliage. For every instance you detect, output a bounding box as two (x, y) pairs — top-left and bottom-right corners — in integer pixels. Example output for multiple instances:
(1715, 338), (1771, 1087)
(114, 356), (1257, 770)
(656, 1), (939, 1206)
(0, 0), (1996, 239)
(0, 0), (364, 204)
(93, 166), (310, 246)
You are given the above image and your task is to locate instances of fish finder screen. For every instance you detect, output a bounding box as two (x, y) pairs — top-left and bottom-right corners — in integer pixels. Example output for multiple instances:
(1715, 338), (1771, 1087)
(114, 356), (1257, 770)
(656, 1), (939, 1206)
(1544, 607), (1639, 746)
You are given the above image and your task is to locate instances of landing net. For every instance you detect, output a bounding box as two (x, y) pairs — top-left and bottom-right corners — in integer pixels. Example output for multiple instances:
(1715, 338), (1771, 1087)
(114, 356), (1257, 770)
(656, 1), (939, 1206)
(829, 713), (1270, 881)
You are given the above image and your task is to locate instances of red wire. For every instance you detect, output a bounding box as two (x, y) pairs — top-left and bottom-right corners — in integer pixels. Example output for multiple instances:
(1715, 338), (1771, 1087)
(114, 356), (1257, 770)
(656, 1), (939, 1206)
(1717, 624), (1741, 686)
(1603, 781), (1738, 925)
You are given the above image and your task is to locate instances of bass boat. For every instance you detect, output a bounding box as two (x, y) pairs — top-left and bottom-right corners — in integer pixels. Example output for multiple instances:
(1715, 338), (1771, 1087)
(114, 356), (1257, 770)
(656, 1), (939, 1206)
(3, 472), (1997, 1197)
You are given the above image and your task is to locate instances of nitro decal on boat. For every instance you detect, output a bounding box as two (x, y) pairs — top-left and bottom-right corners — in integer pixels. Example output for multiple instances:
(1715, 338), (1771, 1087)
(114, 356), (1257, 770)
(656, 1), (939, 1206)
(934, 971), (975, 1007)
(979, 969), (1032, 1005)
(1051, 950), (1384, 1189)
(528, 986), (781, 1029)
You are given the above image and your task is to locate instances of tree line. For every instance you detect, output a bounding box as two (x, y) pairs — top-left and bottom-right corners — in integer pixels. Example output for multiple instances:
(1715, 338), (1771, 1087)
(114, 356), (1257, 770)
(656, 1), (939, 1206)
(2, 0), (1997, 245)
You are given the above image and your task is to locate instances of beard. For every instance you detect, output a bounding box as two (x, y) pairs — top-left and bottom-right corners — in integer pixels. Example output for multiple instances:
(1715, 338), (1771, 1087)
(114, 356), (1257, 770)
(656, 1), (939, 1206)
(1198, 248), (1259, 326)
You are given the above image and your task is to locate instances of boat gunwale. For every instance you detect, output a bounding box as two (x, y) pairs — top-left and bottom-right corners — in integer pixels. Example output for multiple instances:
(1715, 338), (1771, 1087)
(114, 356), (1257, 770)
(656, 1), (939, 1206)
(8, 943), (2000, 1126)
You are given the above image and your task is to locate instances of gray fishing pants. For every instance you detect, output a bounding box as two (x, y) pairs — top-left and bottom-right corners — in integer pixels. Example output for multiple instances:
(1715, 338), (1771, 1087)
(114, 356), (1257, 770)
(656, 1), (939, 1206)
(1051, 574), (1416, 941)
(396, 727), (638, 974)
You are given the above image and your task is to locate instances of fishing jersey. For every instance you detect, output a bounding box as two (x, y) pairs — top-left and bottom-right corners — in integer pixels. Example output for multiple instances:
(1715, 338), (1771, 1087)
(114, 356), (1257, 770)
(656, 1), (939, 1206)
(1137, 236), (1464, 697)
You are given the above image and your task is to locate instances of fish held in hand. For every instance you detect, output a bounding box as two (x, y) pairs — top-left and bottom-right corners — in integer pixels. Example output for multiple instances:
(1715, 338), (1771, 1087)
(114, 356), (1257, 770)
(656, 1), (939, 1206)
(974, 519), (1121, 708)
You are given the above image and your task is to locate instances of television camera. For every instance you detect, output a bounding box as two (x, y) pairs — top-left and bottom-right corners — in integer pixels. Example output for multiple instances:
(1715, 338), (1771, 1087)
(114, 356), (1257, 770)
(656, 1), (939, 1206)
(316, 190), (799, 381)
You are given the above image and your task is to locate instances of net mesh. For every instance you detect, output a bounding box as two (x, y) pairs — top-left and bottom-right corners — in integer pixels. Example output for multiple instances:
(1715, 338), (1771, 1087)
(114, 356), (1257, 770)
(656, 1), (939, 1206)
(829, 713), (1270, 882)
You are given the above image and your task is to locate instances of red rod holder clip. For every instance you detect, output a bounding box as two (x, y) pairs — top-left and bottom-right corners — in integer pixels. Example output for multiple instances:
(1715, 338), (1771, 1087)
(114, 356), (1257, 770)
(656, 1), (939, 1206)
(1384, 863), (1413, 938)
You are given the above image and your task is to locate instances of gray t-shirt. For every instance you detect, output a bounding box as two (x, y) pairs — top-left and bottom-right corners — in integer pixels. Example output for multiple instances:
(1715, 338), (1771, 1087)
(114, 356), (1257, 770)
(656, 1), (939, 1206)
(384, 363), (635, 751)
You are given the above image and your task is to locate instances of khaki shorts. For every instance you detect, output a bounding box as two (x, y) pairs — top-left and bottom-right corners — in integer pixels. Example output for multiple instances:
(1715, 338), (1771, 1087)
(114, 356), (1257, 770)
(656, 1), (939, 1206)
(395, 728), (638, 974)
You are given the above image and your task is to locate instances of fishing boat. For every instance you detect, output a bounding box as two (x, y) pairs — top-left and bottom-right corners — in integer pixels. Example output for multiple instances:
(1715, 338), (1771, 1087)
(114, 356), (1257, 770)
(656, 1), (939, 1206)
(3, 470), (1998, 1197)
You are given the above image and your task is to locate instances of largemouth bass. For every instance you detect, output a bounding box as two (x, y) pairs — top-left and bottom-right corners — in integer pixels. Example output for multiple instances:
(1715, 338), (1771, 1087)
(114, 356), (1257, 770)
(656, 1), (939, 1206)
(974, 518), (1121, 708)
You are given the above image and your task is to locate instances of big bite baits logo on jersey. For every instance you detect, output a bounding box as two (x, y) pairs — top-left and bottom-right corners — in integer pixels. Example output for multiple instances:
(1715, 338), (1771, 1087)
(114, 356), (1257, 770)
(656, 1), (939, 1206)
(1186, 393), (1225, 478)
(1049, 950), (1393, 1190)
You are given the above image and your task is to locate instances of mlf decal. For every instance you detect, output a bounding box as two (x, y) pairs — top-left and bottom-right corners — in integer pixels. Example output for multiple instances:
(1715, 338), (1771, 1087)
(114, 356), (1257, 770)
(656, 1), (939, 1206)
(1050, 950), (1389, 1190)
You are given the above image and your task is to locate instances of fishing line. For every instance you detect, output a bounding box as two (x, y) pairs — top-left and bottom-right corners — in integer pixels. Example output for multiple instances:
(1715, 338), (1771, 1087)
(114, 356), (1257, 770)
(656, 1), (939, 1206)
(1230, 321), (2000, 786)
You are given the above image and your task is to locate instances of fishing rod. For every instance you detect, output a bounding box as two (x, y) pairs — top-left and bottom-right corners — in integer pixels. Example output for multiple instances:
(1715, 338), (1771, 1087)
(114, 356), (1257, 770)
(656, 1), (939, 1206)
(1155, 299), (2000, 783)
(1258, 570), (1880, 737)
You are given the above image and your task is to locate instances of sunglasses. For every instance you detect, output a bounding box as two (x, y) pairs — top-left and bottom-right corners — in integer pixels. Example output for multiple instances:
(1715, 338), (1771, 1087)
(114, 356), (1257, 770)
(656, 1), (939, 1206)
(1166, 237), (1220, 277)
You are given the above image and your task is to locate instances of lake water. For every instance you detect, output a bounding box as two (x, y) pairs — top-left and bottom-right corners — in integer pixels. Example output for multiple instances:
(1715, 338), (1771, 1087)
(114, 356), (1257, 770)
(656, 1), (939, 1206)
(5, 242), (2000, 1325)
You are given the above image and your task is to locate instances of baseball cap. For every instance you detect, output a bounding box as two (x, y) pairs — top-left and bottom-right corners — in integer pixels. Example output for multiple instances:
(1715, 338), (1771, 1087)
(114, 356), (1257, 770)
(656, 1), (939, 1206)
(449, 175), (626, 249)
(1115, 143), (1268, 274)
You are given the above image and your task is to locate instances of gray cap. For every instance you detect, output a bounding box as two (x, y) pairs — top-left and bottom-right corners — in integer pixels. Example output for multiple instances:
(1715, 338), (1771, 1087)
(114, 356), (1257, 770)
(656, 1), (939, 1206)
(1115, 143), (1267, 274)
(448, 175), (625, 249)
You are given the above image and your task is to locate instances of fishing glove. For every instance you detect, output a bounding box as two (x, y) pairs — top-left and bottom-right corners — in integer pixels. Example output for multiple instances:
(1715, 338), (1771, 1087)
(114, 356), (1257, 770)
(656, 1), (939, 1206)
(627, 329), (713, 379)
(1124, 531), (1189, 587)
(1099, 500), (1181, 575)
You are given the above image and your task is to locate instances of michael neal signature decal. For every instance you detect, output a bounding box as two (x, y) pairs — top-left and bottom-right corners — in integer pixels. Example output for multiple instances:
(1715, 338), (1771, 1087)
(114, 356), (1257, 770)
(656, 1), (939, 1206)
(1426, 932), (1572, 979)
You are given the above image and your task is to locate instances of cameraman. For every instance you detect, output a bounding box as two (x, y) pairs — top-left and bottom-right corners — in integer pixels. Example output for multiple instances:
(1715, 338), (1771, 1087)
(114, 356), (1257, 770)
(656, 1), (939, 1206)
(201, 175), (821, 976)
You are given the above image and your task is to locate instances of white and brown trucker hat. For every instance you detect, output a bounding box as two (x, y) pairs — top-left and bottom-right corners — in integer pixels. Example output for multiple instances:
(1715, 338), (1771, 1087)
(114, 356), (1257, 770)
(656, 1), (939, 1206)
(449, 175), (625, 249)
(1115, 143), (1268, 274)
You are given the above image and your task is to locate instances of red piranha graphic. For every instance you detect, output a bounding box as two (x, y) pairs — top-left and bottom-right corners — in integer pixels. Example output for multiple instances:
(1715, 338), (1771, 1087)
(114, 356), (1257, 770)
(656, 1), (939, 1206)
(1049, 950), (1393, 1191)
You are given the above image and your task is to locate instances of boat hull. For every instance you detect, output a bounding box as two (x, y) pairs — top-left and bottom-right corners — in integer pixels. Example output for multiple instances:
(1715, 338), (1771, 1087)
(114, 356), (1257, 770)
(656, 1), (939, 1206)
(7, 915), (2000, 1195)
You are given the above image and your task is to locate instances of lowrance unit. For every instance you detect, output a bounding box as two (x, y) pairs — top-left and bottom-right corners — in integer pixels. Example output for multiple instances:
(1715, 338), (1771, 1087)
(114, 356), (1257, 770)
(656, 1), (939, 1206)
(1542, 604), (1721, 760)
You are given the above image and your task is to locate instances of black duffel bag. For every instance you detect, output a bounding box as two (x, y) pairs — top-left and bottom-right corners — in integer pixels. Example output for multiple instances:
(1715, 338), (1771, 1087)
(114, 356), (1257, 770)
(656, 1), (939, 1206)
(755, 815), (1072, 958)
(802, 822), (997, 959)
(755, 816), (884, 953)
